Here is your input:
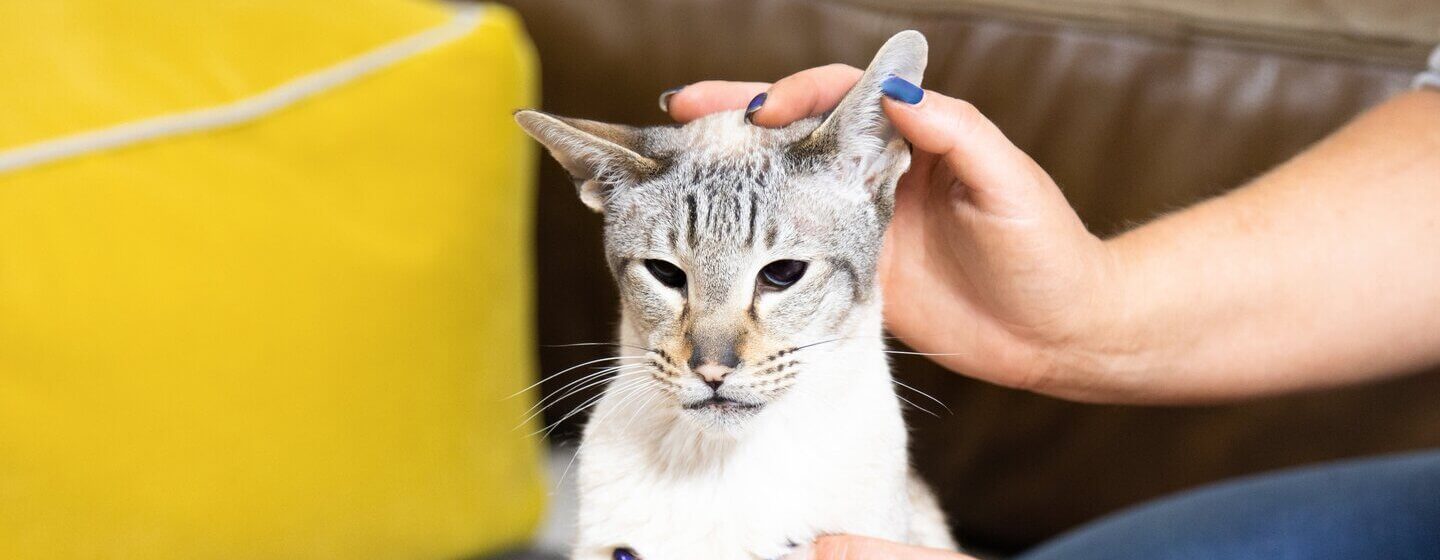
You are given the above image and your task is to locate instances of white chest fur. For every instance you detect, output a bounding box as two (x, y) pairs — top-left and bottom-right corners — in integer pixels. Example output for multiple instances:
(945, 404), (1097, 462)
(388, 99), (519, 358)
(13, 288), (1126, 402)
(570, 339), (914, 560)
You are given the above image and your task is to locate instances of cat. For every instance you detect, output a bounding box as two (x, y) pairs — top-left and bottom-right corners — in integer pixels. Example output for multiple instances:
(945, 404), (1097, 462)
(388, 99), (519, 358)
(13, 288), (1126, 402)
(515, 30), (955, 560)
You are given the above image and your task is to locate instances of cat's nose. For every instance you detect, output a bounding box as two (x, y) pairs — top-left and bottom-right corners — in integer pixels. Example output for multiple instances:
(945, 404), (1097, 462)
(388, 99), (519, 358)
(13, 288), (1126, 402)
(694, 363), (732, 386)
(687, 342), (740, 380)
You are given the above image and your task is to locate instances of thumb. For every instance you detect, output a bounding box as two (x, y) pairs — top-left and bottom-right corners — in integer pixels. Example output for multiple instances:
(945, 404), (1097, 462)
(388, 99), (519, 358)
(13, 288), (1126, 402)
(784, 535), (976, 560)
(881, 83), (1050, 220)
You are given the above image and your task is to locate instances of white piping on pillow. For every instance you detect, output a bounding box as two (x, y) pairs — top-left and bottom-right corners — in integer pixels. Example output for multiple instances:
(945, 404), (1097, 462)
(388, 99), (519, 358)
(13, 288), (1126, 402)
(0, 4), (486, 176)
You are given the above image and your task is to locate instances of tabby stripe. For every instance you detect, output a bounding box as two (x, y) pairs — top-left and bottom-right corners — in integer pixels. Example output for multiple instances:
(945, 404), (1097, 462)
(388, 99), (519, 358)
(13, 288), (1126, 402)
(685, 193), (699, 248)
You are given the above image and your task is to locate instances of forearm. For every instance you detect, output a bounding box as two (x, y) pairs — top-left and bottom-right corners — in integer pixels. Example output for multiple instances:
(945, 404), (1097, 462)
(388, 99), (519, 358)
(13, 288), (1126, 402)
(1072, 89), (1440, 404)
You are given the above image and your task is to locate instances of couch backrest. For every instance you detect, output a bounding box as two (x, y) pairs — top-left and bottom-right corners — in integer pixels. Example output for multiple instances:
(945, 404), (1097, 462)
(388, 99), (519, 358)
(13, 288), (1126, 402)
(501, 0), (1439, 550)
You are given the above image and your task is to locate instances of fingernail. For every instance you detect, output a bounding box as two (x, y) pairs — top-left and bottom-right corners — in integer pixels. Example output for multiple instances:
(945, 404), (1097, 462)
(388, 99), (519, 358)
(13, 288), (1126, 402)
(880, 76), (923, 105)
(744, 92), (768, 124)
(658, 86), (684, 113)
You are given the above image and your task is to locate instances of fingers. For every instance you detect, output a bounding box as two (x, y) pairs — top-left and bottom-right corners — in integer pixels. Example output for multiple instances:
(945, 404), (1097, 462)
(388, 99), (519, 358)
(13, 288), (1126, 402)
(786, 535), (976, 560)
(664, 81), (770, 123)
(882, 91), (1049, 219)
(746, 64), (863, 127)
(663, 64), (862, 127)
(667, 70), (1054, 221)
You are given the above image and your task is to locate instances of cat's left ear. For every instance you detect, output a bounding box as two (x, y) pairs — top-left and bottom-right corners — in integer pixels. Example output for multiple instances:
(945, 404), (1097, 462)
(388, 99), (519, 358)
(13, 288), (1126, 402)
(792, 30), (927, 216)
(514, 110), (662, 212)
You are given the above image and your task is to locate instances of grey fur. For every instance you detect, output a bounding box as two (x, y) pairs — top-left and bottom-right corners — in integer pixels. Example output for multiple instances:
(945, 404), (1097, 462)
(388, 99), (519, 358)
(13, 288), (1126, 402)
(520, 33), (960, 558)
(515, 30), (928, 413)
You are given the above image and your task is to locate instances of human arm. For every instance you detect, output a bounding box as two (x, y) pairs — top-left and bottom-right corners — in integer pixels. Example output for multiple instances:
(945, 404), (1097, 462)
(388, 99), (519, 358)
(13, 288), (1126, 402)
(1084, 88), (1440, 402)
(667, 69), (1440, 404)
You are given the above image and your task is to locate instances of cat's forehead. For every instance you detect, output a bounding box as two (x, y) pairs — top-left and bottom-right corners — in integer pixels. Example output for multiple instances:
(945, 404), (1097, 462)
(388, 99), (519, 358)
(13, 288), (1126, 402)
(647, 110), (819, 157)
(628, 111), (833, 204)
(614, 113), (857, 224)
(604, 112), (877, 260)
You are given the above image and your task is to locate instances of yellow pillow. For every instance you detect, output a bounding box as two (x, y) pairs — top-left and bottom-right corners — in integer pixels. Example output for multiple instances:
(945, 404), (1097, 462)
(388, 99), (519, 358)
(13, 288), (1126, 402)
(0, 1), (544, 558)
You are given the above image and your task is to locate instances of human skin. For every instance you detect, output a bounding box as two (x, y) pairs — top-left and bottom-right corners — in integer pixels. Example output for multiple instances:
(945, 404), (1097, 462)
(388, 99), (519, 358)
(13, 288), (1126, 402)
(784, 535), (973, 560)
(667, 66), (1440, 560)
(666, 65), (1440, 406)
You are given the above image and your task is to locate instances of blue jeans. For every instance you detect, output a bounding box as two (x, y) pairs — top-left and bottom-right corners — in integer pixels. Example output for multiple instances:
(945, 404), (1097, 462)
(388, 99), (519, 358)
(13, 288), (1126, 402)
(1017, 450), (1440, 560)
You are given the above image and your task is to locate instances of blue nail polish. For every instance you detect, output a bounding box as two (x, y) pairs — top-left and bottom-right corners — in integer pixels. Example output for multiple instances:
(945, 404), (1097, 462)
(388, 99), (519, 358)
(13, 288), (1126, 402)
(743, 92), (768, 123)
(880, 76), (923, 105)
(658, 86), (684, 113)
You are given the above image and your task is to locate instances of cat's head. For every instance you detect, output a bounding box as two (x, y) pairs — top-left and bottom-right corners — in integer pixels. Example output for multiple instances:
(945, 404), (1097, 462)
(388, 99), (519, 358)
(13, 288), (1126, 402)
(517, 31), (927, 431)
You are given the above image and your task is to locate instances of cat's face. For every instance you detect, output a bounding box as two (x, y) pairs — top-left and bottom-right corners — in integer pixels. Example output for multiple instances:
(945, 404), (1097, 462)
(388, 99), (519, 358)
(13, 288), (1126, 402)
(518, 31), (926, 432)
(599, 113), (895, 429)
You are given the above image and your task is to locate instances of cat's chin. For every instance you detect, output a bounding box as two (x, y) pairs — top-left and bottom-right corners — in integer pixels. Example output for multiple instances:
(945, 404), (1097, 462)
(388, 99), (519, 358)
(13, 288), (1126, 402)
(678, 399), (766, 434)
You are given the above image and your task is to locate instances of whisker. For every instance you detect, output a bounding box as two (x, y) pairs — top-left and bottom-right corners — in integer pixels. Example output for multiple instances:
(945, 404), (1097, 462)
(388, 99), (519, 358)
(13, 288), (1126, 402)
(544, 365), (649, 404)
(533, 387), (618, 440)
(890, 378), (952, 415)
(535, 377), (650, 439)
(516, 363), (647, 420)
(593, 382), (655, 430)
(506, 355), (641, 399)
(555, 383), (645, 491)
(540, 384), (643, 442)
(532, 362), (650, 409)
(894, 392), (939, 418)
(791, 336), (850, 352)
(543, 341), (656, 353)
(534, 369), (649, 426)
(554, 439), (586, 493)
(882, 350), (966, 357)
(519, 367), (620, 417)
(618, 391), (661, 436)
(551, 372), (661, 490)
(514, 366), (649, 429)
(551, 382), (649, 493)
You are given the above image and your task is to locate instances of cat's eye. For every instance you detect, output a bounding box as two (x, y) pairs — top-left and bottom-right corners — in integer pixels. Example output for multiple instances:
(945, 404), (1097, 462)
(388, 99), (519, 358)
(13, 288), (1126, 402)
(613, 547), (639, 560)
(759, 259), (808, 290)
(643, 259), (686, 289)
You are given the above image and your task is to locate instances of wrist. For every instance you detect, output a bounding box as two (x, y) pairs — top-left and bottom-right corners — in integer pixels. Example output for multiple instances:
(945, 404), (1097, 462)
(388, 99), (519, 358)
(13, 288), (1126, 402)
(1037, 236), (1169, 403)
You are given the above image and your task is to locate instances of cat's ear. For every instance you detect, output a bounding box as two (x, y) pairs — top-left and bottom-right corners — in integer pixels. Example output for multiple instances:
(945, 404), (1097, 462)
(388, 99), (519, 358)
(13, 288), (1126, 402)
(792, 30), (927, 214)
(514, 110), (662, 212)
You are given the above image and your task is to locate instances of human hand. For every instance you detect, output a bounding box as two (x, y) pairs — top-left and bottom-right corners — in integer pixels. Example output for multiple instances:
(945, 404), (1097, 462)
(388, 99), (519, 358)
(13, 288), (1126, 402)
(666, 65), (1125, 400)
(780, 535), (977, 560)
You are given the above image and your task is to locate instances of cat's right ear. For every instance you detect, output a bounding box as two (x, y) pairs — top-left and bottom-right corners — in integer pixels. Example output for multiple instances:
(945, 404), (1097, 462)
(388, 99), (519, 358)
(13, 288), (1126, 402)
(514, 110), (661, 212)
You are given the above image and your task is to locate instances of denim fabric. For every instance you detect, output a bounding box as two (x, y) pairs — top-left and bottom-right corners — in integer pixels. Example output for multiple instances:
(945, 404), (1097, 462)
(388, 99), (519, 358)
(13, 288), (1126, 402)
(1019, 450), (1440, 560)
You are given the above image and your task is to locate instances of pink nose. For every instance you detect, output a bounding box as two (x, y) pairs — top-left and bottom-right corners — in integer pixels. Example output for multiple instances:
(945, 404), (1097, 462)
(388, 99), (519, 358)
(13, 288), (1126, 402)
(694, 363), (731, 384)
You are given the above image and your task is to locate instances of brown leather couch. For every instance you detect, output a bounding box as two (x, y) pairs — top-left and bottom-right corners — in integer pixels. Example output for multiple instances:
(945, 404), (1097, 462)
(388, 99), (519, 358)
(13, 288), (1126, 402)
(494, 0), (1440, 552)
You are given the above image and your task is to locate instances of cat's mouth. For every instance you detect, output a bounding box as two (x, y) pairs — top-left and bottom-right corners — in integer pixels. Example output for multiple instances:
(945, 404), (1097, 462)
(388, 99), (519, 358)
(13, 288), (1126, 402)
(682, 396), (763, 411)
